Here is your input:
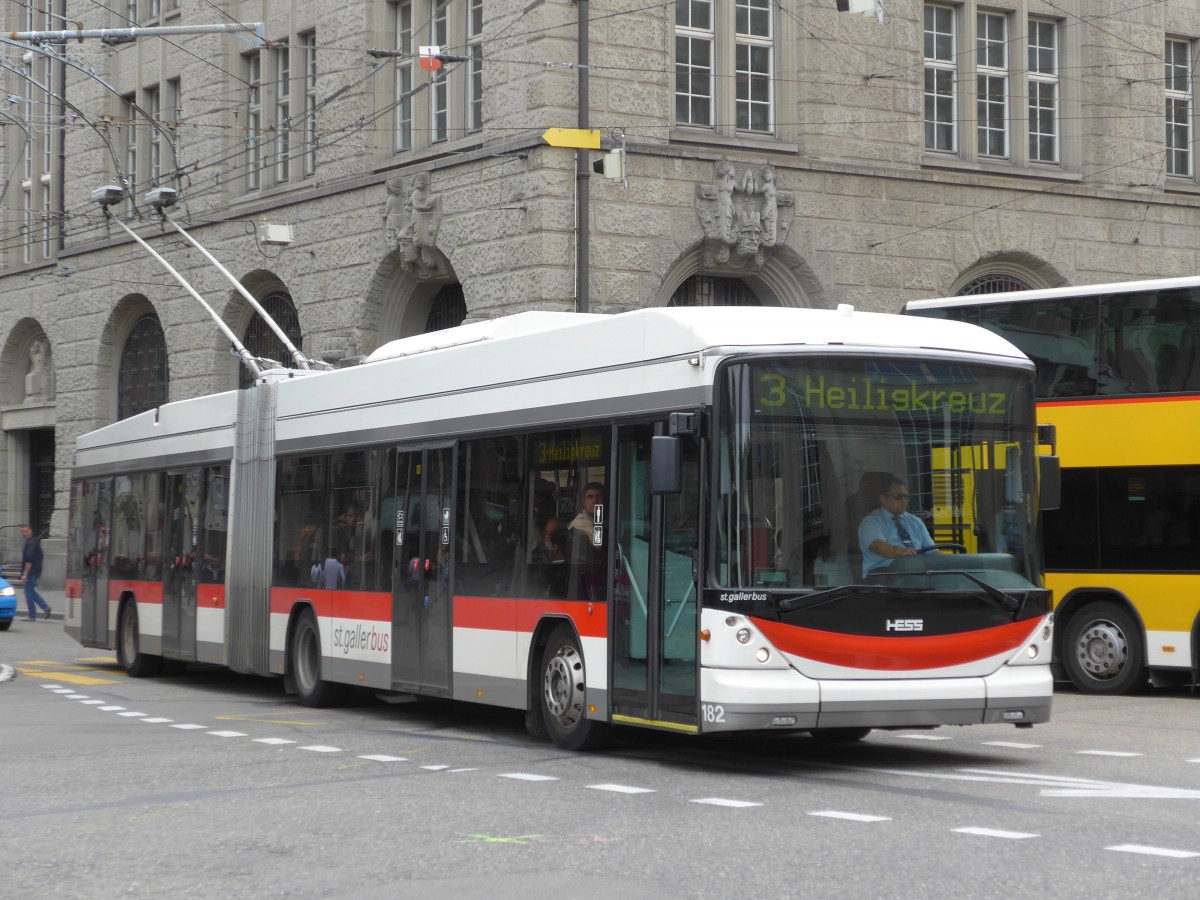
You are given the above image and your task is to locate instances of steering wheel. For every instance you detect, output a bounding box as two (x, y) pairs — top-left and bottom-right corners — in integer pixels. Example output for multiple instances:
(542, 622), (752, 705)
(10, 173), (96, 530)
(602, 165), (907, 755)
(927, 543), (966, 553)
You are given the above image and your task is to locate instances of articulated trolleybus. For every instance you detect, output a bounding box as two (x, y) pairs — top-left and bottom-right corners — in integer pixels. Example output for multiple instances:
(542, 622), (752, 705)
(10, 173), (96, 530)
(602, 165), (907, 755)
(66, 307), (1056, 749)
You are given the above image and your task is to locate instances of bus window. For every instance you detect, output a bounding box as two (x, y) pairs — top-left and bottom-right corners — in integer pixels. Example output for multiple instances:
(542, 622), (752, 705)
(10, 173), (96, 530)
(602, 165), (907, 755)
(456, 436), (524, 597)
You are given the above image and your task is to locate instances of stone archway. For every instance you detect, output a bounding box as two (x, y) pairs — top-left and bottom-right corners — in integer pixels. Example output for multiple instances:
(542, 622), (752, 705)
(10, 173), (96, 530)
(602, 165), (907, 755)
(655, 241), (831, 309)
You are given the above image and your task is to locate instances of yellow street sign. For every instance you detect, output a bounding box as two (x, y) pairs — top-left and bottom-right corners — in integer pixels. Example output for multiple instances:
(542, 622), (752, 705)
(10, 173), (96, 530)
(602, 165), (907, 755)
(542, 127), (601, 149)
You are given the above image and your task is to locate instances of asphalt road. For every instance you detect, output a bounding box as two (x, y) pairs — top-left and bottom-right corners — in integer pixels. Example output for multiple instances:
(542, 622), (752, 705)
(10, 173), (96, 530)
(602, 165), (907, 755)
(3, 610), (1199, 900)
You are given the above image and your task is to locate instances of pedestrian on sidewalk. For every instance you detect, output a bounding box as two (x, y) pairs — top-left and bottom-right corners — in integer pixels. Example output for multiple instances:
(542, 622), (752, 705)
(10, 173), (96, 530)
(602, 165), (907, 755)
(20, 524), (51, 622)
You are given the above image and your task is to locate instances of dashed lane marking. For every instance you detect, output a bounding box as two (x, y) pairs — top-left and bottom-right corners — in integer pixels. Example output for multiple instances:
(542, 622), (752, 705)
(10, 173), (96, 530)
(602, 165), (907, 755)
(1078, 750), (1143, 757)
(499, 773), (559, 782)
(170, 724), (206, 730)
(809, 811), (890, 822)
(359, 755), (408, 762)
(254, 738), (298, 746)
(983, 741), (1041, 749)
(690, 798), (762, 808)
(299, 745), (343, 753)
(954, 827), (1039, 839)
(207, 730), (248, 738)
(140, 718), (173, 724)
(588, 784), (655, 794)
(1107, 844), (1199, 859)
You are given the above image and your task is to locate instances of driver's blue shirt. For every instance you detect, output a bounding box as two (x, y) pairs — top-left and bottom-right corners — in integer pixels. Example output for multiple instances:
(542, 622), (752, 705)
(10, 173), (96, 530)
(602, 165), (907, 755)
(857, 507), (936, 578)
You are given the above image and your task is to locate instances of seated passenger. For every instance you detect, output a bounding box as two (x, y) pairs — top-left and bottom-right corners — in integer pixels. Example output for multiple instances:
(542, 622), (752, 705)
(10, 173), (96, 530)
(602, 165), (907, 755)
(857, 476), (939, 578)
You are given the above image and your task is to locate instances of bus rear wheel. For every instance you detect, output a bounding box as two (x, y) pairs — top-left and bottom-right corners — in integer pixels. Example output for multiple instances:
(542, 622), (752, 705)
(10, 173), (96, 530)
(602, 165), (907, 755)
(1062, 601), (1146, 695)
(290, 609), (349, 708)
(540, 625), (608, 751)
(117, 600), (162, 678)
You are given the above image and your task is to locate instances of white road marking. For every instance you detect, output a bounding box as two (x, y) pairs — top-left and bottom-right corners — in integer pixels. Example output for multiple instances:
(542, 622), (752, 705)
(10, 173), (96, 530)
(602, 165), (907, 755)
(207, 730), (247, 738)
(588, 784), (655, 794)
(299, 745), (343, 753)
(254, 738), (297, 745)
(959, 768), (1200, 799)
(65, 694), (89, 699)
(98, 705), (125, 711)
(359, 755), (408, 762)
(1107, 844), (1200, 859)
(80, 699), (105, 705)
(421, 765), (450, 771)
(499, 773), (559, 782)
(897, 733), (952, 741)
(51, 688), (76, 694)
(954, 827), (1039, 839)
(809, 811), (890, 822)
(691, 798), (762, 808)
(448, 768), (478, 773)
(1077, 750), (1142, 757)
(982, 741), (1041, 749)
(170, 724), (206, 730)
(118, 711), (147, 717)
(140, 717), (173, 723)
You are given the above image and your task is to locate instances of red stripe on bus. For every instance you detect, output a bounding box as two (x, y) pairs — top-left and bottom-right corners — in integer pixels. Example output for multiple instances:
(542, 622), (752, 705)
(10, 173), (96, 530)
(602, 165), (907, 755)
(751, 617), (1040, 671)
(197, 585), (227, 608)
(65, 578), (82, 600)
(107, 580), (164, 604)
(270, 588), (391, 620)
(454, 595), (608, 639)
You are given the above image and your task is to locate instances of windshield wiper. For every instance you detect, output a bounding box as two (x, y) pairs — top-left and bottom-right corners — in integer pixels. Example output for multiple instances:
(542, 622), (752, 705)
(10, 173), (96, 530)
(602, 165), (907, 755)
(870, 568), (1019, 613)
(778, 584), (903, 613)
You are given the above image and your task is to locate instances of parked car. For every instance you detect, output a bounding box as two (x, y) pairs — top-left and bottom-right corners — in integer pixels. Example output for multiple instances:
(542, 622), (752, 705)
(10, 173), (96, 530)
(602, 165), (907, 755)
(0, 566), (16, 630)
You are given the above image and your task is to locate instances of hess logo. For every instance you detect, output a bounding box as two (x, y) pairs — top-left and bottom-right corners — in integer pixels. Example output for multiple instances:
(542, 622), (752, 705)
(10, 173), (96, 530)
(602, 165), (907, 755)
(886, 618), (924, 632)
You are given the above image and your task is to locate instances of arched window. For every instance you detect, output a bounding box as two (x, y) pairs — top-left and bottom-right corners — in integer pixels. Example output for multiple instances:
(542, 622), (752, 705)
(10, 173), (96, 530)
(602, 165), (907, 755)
(241, 290), (302, 387)
(957, 274), (1032, 295)
(425, 284), (466, 332)
(117, 314), (169, 420)
(669, 275), (760, 307)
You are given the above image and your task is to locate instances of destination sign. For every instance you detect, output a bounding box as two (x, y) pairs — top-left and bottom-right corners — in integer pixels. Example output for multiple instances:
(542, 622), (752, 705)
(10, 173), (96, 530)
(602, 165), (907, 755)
(757, 371), (1011, 417)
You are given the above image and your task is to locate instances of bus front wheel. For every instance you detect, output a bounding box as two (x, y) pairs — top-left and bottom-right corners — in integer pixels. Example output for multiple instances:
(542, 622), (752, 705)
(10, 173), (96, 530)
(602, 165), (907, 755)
(540, 625), (608, 751)
(1062, 601), (1146, 695)
(117, 600), (162, 678)
(290, 610), (349, 708)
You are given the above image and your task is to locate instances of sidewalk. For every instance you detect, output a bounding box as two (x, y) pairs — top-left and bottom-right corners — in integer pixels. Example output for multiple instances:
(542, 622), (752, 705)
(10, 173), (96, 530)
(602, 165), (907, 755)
(8, 586), (65, 621)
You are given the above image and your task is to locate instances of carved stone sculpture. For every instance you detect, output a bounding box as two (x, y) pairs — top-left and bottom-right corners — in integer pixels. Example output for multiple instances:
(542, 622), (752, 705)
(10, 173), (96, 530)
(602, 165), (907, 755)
(384, 172), (449, 280)
(696, 162), (794, 268)
(25, 336), (54, 402)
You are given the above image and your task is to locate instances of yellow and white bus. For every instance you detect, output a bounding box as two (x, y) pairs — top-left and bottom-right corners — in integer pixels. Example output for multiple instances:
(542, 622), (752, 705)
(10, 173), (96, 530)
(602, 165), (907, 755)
(906, 276), (1200, 694)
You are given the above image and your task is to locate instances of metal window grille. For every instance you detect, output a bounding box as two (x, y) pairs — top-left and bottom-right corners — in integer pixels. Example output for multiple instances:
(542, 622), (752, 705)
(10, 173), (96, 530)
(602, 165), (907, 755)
(117, 314), (170, 420)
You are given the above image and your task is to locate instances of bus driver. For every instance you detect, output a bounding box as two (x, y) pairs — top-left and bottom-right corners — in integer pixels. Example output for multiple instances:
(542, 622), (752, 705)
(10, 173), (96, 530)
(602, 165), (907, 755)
(857, 476), (939, 578)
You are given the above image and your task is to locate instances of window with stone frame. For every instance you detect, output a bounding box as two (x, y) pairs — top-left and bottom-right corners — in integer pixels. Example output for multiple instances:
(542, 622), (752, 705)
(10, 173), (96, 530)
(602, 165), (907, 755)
(675, 0), (774, 135)
(1166, 38), (1194, 179)
(391, 0), (485, 154)
(924, 3), (1069, 171)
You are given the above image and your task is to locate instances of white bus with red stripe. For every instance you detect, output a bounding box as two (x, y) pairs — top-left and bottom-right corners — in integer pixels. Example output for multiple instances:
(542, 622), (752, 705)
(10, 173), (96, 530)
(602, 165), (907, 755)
(65, 306), (1055, 749)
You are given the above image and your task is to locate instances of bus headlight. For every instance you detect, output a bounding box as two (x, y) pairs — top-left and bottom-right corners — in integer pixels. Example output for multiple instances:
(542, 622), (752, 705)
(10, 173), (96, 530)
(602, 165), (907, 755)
(1025, 644), (1039, 660)
(755, 647), (771, 663)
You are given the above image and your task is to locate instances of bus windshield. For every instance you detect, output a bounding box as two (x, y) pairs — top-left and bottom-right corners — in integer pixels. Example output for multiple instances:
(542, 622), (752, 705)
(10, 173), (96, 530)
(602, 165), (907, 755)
(716, 356), (1040, 591)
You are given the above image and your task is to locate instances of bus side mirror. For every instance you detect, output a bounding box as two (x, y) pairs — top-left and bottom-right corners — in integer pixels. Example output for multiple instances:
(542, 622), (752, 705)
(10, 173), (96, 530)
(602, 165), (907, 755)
(1039, 455), (1061, 511)
(650, 436), (682, 495)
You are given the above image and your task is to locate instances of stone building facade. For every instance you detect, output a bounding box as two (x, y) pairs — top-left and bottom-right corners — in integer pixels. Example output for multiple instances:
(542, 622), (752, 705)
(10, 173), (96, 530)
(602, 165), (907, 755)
(3, 0), (1200, 583)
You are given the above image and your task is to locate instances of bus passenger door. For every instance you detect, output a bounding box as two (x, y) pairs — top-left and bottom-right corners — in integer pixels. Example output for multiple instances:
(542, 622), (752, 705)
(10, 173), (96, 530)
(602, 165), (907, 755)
(612, 423), (699, 730)
(162, 469), (203, 659)
(390, 446), (453, 692)
(79, 478), (112, 647)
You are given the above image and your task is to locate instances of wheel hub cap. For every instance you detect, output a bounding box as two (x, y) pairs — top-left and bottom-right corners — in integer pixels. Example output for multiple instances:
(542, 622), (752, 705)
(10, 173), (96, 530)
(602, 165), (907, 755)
(1077, 621), (1128, 679)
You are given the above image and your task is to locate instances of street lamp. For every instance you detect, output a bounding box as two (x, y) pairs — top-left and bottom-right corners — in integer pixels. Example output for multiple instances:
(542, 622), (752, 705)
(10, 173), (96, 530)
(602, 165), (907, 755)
(143, 187), (317, 371)
(93, 185), (263, 379)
